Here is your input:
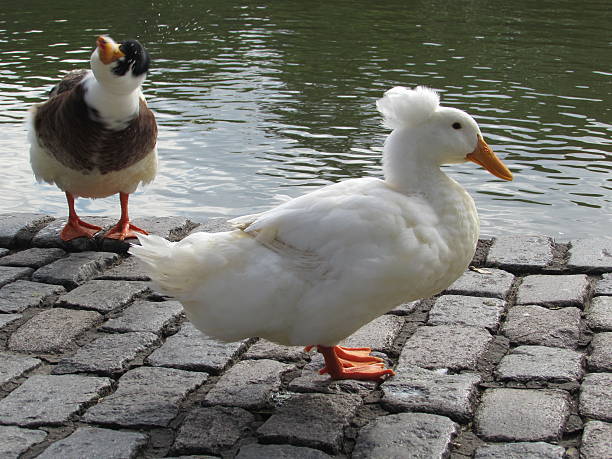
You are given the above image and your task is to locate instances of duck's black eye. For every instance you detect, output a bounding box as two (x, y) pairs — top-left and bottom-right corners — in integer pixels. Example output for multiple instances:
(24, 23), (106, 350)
(452, 122), (462, 130)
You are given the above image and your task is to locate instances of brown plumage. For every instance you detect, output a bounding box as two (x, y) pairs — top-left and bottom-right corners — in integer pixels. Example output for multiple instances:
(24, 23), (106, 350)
(35, 81), (157, 174)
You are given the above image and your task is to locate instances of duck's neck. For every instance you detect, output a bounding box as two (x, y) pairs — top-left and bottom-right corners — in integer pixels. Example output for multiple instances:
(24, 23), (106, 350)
(382, 129), (450, 195)
(83, 74), (141, 130)
(383, 128), (480, 279)
(382, 127), (479, 232)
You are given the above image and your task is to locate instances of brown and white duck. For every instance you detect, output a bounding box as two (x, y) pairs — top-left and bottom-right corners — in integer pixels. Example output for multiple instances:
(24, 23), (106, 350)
(28, 35), (157, 241)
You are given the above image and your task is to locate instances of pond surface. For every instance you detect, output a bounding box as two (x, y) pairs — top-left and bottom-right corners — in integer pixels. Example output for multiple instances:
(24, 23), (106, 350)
(1, 0), (610, 238)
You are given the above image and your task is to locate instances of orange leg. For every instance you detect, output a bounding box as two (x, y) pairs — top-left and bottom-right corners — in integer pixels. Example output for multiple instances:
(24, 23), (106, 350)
(305, 345), (395, 381)
(60, 192), (102, 241)
(104, 193), (148, 240)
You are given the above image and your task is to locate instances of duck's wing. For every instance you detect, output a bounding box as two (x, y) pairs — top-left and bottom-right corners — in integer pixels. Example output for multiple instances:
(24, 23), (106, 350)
(48, 69), (90, 98)
(230, 177), (436, 269)
(230, 207), (326, 274)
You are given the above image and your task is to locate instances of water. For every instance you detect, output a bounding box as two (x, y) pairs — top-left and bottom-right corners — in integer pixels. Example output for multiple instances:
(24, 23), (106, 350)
(1, 0), (610, 239)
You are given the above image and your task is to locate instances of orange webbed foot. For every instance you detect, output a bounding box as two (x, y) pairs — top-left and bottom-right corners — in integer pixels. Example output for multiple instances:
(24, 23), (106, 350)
(335, 346), (384, 364)
(321, 364), (395, 380)
(104, 221), (148, 241)
(60, 218), (103, 241)
(306, 345), (395, 381)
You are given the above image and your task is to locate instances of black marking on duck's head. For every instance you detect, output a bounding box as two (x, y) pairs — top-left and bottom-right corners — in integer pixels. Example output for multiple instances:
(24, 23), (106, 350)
(113, 40), (151, 77)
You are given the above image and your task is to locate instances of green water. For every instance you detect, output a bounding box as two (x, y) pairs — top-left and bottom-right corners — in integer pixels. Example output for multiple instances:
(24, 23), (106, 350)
(1, 0), (610, 238)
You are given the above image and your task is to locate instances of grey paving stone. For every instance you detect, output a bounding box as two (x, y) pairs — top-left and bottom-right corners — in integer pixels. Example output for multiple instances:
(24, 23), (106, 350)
(339, 314), (404, 353)
(428, 295), (505, 332)
(204, 359), (294, 410)
(8, 307), (101, 353)
(192, 217), (232, 233)
(588, 332), (612, 372)
(172, 406), (255, 455)
(352, 412), (457, 459)
(486, 235), (554, 270)
(0, 248), (66, 268)
(0, 352), (41, 387)
(147, 322), (249, 374)
(388, 300), (420, 315)
(0, 280), (66, 313)
(288, 372), (378, 396)
(95, 256), (151, 281)
(101, 216), (197, 253)
(595, 273), (612, 296)
(0, 213), (54, 248)
(37, 427), (148, 459)
(32, 251), (120, 289)
(580, 373), (612, 422)
(244, 339), (309, 362)
(516, 274), (590, 308)
(474, 442), (565, 459)
(495, 345), (585, 383)
(398, 325), (493, 371)
(0, 266), (33, 288)
(31, 216), (115, 251)
(0, 425), (47, 458)
(586, 296), (612, 331)
(568, 237), (612, 273)
(165, 456), (218, 459)
(257, 393), (362, 454)
(581, 420), (612, 459)
(82, 366), (207, 427)
(444, 268), (515, 299)
(381, 364), (481, 423)
(53, 332), (160, 375)
(57, 279), (151, 313)
(236, 443), (332, 459)
(502, 305), (581, 349)
(101, 299), (183, 334)
(0, 374), (111, 427)
(32, 215), (131, 252)
(0, 313), (20, 330)
(474, 388), (570, 442)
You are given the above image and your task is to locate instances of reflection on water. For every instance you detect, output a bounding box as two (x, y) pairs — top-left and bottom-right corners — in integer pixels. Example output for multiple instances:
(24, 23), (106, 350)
(1, 0), (610, 238)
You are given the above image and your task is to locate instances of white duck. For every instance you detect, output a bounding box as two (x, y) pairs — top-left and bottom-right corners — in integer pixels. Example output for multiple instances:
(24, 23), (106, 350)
(130, 86), (513, 380)
(29, 35), (157, 241)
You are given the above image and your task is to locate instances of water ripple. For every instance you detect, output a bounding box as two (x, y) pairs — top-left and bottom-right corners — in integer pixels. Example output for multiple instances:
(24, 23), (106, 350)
(0, 0), (610, 238)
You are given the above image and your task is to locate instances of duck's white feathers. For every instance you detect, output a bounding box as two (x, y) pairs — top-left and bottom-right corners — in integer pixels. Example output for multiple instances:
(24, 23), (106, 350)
(376, 86), (440, 130)
(132, 176), (478, 346)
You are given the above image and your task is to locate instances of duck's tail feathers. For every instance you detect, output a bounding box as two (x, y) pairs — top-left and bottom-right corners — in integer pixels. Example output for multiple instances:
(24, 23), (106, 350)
(376, 85), (440, 130)
(129, 233), (197, 298)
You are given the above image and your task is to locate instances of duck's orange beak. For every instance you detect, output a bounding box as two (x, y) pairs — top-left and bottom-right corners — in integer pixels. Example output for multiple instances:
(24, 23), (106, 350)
(96, 35), (125, 65)
(466, 135), (513, 181)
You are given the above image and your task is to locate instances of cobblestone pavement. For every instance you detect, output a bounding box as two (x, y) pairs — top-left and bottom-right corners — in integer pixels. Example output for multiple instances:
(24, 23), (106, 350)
(0, 213), (611, 459)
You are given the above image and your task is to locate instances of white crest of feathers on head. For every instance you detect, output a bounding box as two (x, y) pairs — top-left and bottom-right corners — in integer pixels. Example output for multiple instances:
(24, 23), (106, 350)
(376, 86), (440, 130)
